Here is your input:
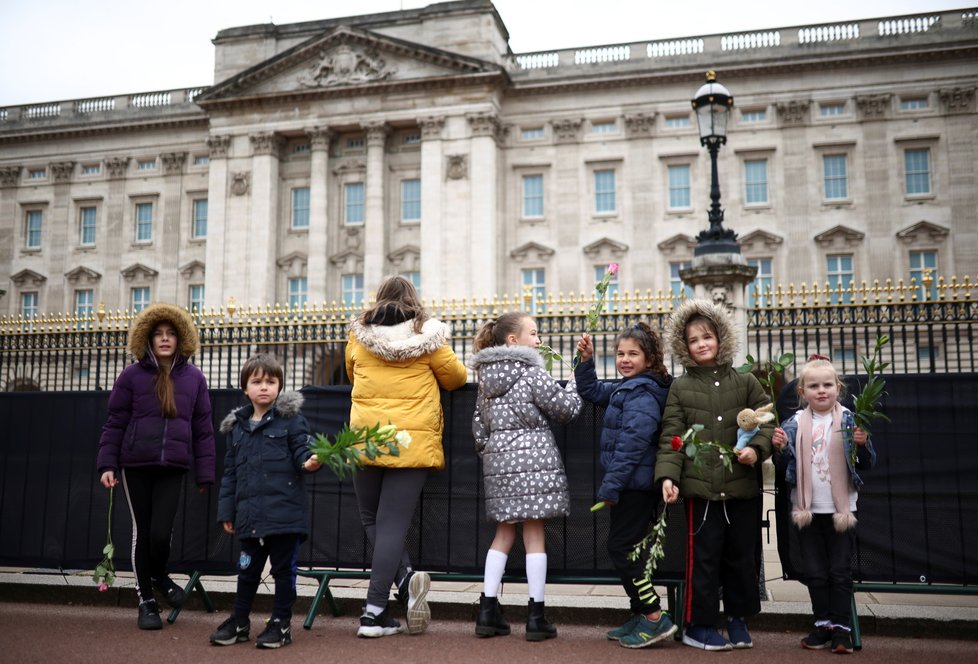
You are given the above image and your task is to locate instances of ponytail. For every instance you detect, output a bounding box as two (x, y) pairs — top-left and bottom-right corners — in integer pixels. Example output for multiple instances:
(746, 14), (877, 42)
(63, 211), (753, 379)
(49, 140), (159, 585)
(474, 311), (529, 351)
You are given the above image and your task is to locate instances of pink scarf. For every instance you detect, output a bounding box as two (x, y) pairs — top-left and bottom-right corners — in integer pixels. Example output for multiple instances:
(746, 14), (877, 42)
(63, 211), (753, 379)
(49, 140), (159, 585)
(792, 401), (856, 533)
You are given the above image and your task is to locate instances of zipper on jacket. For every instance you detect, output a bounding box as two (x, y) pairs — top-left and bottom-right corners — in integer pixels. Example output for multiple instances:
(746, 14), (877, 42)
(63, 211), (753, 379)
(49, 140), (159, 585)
(161, 419), (168, 465)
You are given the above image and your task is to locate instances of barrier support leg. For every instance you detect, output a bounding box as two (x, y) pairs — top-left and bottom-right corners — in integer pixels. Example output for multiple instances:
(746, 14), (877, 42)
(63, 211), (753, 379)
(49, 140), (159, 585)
(167, 571), (213, 624)
(850, 592), (862, 651)
(303, 573), (340, 630)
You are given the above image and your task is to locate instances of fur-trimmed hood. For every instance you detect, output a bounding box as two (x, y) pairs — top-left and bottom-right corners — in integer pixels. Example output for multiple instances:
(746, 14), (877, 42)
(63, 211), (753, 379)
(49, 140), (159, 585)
(665, 298), (738, 368)
(469, 345), (546, 399)
(348, 317), (451, 362)
(127, 303), (199, 360)
(220, 390), (304, 433)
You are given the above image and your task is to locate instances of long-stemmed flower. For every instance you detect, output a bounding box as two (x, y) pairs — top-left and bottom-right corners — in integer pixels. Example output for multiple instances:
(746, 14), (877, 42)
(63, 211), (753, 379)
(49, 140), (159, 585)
(93, 487), (116, 592)
(309, 423), (410, 480)
(576, 262), (619, 366)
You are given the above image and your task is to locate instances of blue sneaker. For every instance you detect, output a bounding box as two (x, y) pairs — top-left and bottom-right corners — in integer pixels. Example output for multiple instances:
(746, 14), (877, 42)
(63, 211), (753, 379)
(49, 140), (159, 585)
(619, 613), (678, 648)
(682, 623), (733, 651)
(726, 616), (753, 649)
(606, 614), (642, 641)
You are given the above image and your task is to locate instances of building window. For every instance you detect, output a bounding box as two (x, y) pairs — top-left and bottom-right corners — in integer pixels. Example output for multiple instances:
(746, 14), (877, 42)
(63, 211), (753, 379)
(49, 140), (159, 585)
(193, 155), (209, 166)
(900, 97), (928, 111)
(521, 127), (545, 140)
(189, 284), (205, 313)
(293, 142), (311, 153)
(819, 102), (846, 116)
(594, 265), (619, 312)
(28, 168), (47, 180)
(403, 133), (421, 145)
(667, 164), (691, 209)
(401, 271), (421, 294)
(344, 182), (365, 225)
(75, 289), (94, 327)
(20, 292), (39, 320)
(669, 261), (693, 300)
(131, 287), (151, 313)
(401, 179), (421, 222)
(594, 169), (616, 213)
(909, 250), (938, 300)
(136, 159), (156, 171)
(747, 258), (773, 307)
(522, 174), (544, 218)
(741, 109), (767, 122)
(26, 209), (43, 248)
(80, 206), (97, 245)
(591, 120), (617, 134)
(135, 202), (153, 242)
(342, 273), (364, 308)
(81, 164), (101, 176)
(347, 137), (365, 149)
(291, 187), (310, 229)
(192, 199), (208, 238)
(823, 154), (848, 201)
(665, 115), (690, 128)
(288, 277), (308, 310)
(744, 159), (768, 205)
(904, 148), (931, 196)
(826, 254), (853, 304)
(521, 268), (546, 314)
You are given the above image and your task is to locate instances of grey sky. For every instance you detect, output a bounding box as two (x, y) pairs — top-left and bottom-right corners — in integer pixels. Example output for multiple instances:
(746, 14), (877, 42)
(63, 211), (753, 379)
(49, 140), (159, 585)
(0, 0), (972, 106)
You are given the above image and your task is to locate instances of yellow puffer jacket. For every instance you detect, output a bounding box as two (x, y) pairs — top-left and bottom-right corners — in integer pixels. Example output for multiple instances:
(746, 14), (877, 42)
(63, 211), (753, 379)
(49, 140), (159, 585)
(345, 316), (467, 470)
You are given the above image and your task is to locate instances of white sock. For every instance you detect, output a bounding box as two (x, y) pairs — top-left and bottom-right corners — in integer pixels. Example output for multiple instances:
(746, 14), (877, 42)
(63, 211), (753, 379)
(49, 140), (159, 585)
(526, 552), (547, 602)
(483, 548), (508, 598)
(365, 603), (385, 616)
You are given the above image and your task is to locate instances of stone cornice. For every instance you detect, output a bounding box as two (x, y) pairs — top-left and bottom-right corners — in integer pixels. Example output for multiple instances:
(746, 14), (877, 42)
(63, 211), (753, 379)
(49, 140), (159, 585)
(105, 157), (129, 179)
(120, 263), (159, 281)
(65, 266), (102, 284)
(49, 161), (75, 183)
(551, 118), (583, 143)
(11, 269), (47, 287)
(207, 134), (232, 158)
(855, 93), (892, 120)
(896, 220), (950, 245)
(160, 152), (187, 175)
(0, 115), (207, 146)
(0, 165), (22, 186)
(418, 116), (445, 140)
(814, 224), (865, 248)
(776, 101), (810, 126)
(250, 132), (285, 157)
(939, 86), (976, 113)
(623, 113), (656, 137)
(467, 113), (506, 144)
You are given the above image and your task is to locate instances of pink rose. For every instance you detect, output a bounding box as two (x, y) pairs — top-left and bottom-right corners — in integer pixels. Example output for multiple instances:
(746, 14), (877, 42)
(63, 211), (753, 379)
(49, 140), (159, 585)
(607, 262), (619, 276)
(671, 435), (683, 451)
(98, 582), (109, 593)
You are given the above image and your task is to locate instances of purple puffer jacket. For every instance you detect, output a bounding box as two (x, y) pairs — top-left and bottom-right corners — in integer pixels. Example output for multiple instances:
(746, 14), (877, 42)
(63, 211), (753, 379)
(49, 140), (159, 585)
(96, 353), (216, 486)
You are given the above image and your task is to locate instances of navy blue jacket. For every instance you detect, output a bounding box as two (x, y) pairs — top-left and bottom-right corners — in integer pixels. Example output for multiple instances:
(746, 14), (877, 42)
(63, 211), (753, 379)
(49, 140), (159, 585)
(575, 359), (672, 503)
(216, 391), (315, 540)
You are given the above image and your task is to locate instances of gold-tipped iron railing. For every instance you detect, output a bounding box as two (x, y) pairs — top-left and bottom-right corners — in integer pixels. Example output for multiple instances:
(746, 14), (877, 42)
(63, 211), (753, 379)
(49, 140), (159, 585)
(1, 274), (975, 391)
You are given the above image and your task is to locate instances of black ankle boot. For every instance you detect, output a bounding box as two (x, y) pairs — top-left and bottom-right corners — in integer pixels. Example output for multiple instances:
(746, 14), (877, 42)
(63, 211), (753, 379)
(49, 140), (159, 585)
(525, 600), (557, 641)
(475, 593), (511, 637)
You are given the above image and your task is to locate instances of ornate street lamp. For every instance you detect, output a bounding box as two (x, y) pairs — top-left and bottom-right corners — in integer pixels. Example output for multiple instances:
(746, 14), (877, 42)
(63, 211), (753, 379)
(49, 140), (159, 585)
(691, 70), (738, 255)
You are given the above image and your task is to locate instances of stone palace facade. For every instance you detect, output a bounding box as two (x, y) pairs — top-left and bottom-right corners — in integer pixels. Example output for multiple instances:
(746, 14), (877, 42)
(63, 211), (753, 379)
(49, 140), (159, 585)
(1, 1), (976, 316)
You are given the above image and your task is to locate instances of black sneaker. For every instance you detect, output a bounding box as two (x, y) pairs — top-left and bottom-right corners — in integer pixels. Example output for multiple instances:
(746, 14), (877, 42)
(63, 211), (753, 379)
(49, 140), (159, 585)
(152, 576), (187, 608)
(357, 608), (402, 638)
(831, 628), (853, 654)
(255, 618), (292, 649)
(137, 599), (163, 630)
(210, 615), (250, 646)
(801, 627), (833, 649)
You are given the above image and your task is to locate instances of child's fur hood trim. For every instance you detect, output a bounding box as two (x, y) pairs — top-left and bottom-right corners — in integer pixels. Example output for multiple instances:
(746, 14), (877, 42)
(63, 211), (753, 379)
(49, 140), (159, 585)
(468, 344), (545, 371)
(665, 299), (739, 368)
(127, 303), (199, 360)
(220, 390), (304, 433)
(349, 317), (450, 362)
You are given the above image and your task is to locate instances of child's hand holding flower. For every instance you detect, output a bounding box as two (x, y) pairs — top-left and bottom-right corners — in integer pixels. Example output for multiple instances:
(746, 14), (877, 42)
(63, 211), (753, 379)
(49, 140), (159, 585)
(736, 446), (757, 467)
(303, 456), (322, 472)
(853, 426), (868, 446)
(771, 427), (787, 449)
(576, 334), (594, 363)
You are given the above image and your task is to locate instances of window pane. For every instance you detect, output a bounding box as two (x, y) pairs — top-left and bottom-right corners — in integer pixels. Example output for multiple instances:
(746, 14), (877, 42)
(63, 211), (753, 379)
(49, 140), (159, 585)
(667, 165), (691, 208)
(521, 127), (544, 140)
(819, 103), (845, 116)
(594, 170), (616, 212)
(744, 159), (768, 204)
(342, 273), (364, 308)
(26, 210), (43, 248)
(905, 148), (931, 195)
(909, 250), (938, 299)
(401, 271), (421, 295)
(741, 109), (766, 122)
(521, 268), (546, 314)
(288, 277), (308, 309)
(826, 254), (853, 304)
(135, 202), (153, 241)
(823, 155), (848, 200)
(80, 206), (97, 245)
(21, 292), (39, 321)
(345, 183), (365, 225)
(747, 258), (773, 307)
(291, 187), (310, 228)
(665, 116), (690, 128)
(189, 284), (205, 313)
(522, 174), (544, 217)
(131, 287), (150, 313)
(193, 199), (208, 238)
(401, 179), (421, 221)
(592, 120), (616, 133)
(669, 261), (693, 299)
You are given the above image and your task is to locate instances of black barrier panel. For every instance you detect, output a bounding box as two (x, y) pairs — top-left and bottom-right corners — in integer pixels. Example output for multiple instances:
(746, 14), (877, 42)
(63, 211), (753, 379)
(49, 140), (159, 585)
(774, 373), (978, 585)
(0, 385), (689, 581)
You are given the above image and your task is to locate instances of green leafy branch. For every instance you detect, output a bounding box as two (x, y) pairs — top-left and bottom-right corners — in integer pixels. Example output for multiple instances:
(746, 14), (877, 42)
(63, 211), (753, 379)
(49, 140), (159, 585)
(93, 486), (116, 592)
(673, 424), (739, 473)
(539, 343), (571, 374)
(850, 335), (890, 464)
(628, 507), (670, 578)
(575, 263), (619, 366)
(736, 351), (794, 423)
(309, 423), (409, 480)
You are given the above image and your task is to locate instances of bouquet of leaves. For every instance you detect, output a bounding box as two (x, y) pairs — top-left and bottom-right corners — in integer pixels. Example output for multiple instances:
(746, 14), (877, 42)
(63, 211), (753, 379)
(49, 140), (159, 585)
(736, 351), (794, 423)
(849, 335), (890, 464)
(309, 423), (411, 480)
(671, 424), (739, 473)
(575, 262), (619, 366)
(628, 506), (670, 579)
(93, 487), (116, 592)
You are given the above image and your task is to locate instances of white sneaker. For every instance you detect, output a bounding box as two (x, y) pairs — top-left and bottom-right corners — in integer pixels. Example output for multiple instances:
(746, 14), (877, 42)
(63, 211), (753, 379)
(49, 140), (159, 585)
(404, 571), (431, 635)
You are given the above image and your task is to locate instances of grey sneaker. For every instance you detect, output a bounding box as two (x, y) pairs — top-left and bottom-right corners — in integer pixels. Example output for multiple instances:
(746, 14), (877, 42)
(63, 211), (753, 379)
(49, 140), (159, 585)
(403, 571), (431, 635)
(210, 615), (250, 645)
(619, 613), (678, 649)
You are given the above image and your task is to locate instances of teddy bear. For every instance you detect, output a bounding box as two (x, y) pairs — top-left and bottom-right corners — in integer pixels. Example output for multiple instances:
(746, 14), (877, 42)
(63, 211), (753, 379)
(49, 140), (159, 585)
(735, 403), (775, 451)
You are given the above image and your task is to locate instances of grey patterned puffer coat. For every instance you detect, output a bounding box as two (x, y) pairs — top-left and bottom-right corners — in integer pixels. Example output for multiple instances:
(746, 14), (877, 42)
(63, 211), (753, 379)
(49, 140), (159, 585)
(470, 345), (582, 522)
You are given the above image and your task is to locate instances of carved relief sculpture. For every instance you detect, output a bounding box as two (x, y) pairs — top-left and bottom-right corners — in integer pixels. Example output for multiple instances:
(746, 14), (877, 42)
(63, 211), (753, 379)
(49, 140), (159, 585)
(230, 172), (251, 196)
(307, 127), (333, 150)
(418, 116), (445, 140)
(49, 161), (76, 183)
(250, 133), (284, 157)
(939, 87), (976, 113)
(298, 44), (397, 87)
(446, 155), (468, 180)
(551, 118), (583, 142)
(776, 101), (810, 126)
(624, 113), (656, 137)
(206, 135), (231, 159)
(105, 157), (129, 179)
(0, 165), (21, 187)
(160, 152), (187, 175)
(855, 94), (891, 120)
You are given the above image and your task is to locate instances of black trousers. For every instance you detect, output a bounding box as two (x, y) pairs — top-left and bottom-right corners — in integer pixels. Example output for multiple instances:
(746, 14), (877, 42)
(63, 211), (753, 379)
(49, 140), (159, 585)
(121, 467), (184, 603)
(608, 490), (662, 614)
(799, 513), (855, 629)
(234, 534), (302, 622)
(684, 497), (761, 626)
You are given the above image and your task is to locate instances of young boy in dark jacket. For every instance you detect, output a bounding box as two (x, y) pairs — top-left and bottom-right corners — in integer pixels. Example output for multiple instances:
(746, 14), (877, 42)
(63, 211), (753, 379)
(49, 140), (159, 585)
(209, 353), (321, 649)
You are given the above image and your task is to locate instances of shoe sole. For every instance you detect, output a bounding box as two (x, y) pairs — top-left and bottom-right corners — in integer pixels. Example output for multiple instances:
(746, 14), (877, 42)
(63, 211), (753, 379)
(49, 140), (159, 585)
(832, 645), (854, 654)
(475, 625), (511, 637)
(681, 634), (733, 651)
(405, 571), (431, 635)
(256, 637), (292, 649)
(138, 621), (162, 631)
(619, 624), (679, 649)
(525, 631), (557, 642)
(357, 626), (402, 638)
(210, 634), (249, 646)
(802, 643), (831, 650)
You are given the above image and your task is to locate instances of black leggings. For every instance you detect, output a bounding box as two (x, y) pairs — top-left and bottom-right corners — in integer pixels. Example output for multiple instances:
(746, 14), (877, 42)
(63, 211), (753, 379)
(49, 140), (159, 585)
(122, 467), (184, 602)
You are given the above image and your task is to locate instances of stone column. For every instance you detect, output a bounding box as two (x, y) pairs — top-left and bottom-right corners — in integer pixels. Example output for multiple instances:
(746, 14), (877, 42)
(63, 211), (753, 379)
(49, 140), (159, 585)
(418, 116), (445, 297)
(47, 161), (75, 309)
(0, 166), (21, 313)
(203, 135), (230, 308)
(103, 157), (129, 307)
(467, 113), (502, 298)
(363, 122), (388, 293)
(247, 133), (283, 306)
(306, 127), (332, 303)
(159, 152), (187, 300)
